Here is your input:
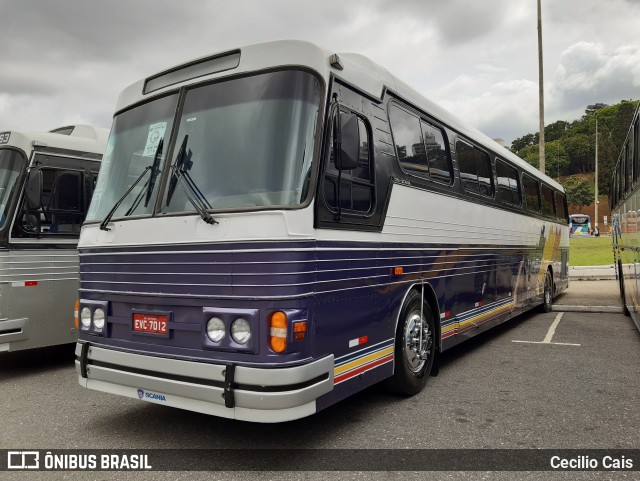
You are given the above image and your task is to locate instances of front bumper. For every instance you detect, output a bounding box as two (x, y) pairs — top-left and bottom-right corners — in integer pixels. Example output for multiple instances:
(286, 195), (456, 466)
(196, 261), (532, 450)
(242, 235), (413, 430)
(75, 342), (334, 423)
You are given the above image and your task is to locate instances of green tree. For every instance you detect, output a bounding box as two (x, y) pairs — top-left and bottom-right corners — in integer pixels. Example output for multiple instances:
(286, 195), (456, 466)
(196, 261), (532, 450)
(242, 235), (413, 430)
(562, 134), (594, 173)
(509, 100), (639, 185)
(562, 176), (593, 213)
(596, 101), (637, 195)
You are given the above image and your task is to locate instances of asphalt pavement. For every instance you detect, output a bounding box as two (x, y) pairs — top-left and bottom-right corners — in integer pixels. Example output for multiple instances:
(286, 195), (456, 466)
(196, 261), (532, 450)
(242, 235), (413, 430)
(1, 281), (639, 481)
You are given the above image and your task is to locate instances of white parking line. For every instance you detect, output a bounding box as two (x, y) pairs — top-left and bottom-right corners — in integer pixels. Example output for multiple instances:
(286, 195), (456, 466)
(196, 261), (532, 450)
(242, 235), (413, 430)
(512, 312), (581, 346)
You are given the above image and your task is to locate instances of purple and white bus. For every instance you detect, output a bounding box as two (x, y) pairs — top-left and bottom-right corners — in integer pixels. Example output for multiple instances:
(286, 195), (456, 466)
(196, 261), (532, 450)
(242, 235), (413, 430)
(75, 40), (569, 422)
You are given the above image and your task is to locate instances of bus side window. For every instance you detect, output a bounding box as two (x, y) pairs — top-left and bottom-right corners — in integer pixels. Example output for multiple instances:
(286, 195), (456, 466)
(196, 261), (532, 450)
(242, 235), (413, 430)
(324, 113), (374, 213)
(541, 184), (556, 218)
(555, 192), (567, 222)
(456, 141), (478, 193)
(523, 174), (541, 212)
(475, 149), (493, 197)
(420, 121), (452, 184)
(456, 141), (493, 198)
(496, 159), (521, 206)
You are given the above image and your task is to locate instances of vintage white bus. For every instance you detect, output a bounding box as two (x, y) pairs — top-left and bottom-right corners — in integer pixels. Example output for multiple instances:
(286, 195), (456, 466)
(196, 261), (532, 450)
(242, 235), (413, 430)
(75, 40), (569, 422)
(0, 125), (106, 352)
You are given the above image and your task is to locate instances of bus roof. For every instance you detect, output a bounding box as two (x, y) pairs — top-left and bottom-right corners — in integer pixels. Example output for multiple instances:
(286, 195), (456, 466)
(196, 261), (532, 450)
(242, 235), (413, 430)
(115, 39), (563, 192)
(3, 124), (108, 158)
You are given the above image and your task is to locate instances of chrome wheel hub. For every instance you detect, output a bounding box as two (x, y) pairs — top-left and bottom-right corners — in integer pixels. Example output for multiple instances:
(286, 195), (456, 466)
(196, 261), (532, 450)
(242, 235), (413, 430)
(403, 311), (432, 373)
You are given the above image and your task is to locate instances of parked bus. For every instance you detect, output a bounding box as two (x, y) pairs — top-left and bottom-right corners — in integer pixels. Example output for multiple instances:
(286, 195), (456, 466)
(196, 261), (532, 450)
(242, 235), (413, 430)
(0, 125), (106, 352)
(75, 40), (569, 422)
(569, 213), (591, 237)
(610, 101), (640, 331)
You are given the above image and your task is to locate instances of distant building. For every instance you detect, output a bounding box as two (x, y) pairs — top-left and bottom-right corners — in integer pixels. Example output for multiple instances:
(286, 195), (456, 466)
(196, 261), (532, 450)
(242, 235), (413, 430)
(493, 138), (505, 147)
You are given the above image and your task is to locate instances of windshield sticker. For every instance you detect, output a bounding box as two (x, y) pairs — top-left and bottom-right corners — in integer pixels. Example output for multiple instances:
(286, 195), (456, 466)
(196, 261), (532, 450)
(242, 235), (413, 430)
(142, 122), (167, 157)
(0, 132), (10, 144)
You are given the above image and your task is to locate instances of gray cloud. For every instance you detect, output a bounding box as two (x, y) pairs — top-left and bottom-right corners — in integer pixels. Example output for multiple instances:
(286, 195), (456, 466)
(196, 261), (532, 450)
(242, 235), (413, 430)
(0, 0), (638, 144)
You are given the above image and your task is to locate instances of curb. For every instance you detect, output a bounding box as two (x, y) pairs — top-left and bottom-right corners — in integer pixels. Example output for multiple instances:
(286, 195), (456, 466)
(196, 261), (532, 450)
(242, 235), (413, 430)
(569, 276), (616, 281)
(552, 305), (622, 313)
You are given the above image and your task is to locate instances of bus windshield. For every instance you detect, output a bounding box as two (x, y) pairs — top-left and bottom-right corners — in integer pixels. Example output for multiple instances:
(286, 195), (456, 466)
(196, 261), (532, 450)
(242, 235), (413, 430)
(0, 149), (24, 228)
(86, 70), (321, 223)
(161, 70), (321, 213)
(570, 215), (589, 225)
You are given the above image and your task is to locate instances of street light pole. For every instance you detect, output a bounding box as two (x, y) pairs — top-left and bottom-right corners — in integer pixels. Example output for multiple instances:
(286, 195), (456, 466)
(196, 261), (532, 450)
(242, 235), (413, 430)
(586, 103), (606, 230)
(594, 111), (599, 229)
(537, 0), (545, 174)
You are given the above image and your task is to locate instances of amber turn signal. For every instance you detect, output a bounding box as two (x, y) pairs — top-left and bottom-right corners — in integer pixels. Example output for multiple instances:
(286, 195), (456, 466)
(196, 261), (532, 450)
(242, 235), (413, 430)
(269, 311), (288, 353)
(74, 299), (79, 330)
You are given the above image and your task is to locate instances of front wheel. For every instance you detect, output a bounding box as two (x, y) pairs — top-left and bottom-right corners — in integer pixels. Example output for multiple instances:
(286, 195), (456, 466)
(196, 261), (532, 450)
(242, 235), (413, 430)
(385, 290), (436, 396)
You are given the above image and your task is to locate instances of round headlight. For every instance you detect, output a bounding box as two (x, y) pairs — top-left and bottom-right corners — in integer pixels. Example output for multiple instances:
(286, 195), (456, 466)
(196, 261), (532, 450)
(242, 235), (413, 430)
(206, 317), (225, 342)
(93, 308), (105, 330)
(231, 318), (251, 344)
(80, 307), (91, 329)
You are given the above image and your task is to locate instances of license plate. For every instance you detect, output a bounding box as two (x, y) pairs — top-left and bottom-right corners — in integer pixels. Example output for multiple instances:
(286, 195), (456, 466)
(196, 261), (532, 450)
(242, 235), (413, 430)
(133, 313), (169, 335)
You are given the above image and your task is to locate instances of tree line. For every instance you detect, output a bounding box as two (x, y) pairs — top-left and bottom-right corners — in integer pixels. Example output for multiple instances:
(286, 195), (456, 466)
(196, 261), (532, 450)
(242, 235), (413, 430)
(510, 100), (638, 198)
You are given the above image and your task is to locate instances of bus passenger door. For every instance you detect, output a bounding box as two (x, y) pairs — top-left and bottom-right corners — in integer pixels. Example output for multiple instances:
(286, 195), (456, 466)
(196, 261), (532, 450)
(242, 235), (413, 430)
(314, 83), (394, 365)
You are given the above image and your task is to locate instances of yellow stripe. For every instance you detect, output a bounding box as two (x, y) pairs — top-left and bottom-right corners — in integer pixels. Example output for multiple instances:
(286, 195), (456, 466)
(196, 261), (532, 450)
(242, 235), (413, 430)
(441, 324), (456, 334)
(334, 346), (394, 376)
(458, 304), (511, 329)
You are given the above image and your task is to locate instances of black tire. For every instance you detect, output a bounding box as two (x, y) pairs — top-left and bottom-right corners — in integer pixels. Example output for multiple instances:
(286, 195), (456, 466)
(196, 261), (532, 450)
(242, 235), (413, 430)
(540, 270), (553, 313)
(618, 259), (631, 317)
(385, 290), (436, 396)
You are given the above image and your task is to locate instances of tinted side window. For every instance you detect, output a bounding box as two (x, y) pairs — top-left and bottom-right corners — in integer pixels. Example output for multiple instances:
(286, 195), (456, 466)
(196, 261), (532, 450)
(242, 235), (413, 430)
(541, 184), (555, 218)
(555, 192), (567, 221)
(389, 106), (427, 178)
(456, 141), (493, 198)
(619, 157), (624, 197)
(325, 113), (374, 213)
(475, 149), (493, 197)
(496, 159), (520, 205)
(420, 121), (452, 184)
(456, 141), (478, 193)
(523, 174), (540, 212)
(625, 141), (632, 192)
(633, 116), (640, 180)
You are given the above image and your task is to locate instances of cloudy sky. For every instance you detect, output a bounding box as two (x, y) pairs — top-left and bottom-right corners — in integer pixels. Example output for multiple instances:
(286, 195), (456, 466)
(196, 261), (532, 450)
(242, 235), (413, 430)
(1, 0), (639, 145)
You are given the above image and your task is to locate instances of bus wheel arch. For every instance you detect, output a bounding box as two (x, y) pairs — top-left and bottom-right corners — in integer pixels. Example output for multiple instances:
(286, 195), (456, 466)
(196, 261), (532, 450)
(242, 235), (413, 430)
(386, 284), (439, 396)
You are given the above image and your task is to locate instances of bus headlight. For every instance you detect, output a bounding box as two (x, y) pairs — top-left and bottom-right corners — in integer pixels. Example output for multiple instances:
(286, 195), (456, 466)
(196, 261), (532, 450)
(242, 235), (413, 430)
(93, 308), (106, 330)
(231, 318), (251, 344)
(206, 317), (225, 342)
(80, 307), (91, 330)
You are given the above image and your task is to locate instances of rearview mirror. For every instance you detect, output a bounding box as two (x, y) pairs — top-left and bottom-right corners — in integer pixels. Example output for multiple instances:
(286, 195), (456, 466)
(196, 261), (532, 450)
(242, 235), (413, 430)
(336, 113), (360, 171)
(26, 170), (42, 211)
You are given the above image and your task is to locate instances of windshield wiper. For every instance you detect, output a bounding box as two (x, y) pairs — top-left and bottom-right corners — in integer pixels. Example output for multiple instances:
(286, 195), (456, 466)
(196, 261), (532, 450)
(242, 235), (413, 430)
(166, 134), (217, 225)
(123, 138), (164, 217)
(99, 138), (164, 231)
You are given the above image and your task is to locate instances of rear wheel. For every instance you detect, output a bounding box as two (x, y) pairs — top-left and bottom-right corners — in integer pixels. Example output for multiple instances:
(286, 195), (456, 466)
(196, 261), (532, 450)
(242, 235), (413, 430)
(385, 290), (436, 396)
(618, 259), (631, 317)
(540, 270), (553, 313)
